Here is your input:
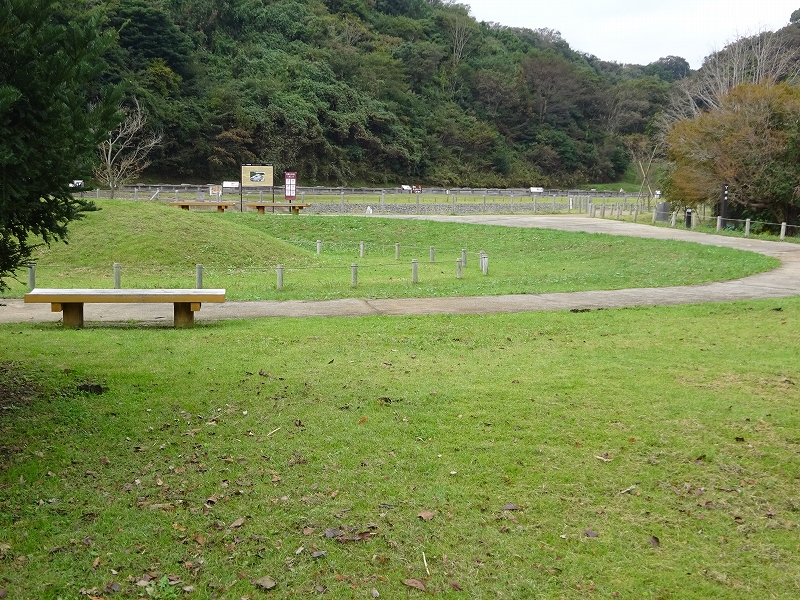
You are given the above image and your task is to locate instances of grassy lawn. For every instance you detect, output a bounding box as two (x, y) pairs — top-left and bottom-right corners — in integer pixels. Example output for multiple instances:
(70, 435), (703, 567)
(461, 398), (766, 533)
(1, 299), (799, 599)
(1, 200), (778, 301)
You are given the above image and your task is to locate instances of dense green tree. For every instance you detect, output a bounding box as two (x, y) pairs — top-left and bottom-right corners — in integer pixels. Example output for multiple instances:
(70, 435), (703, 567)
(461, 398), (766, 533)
(643, 56), (691, 82)
(0, 0), (121, 289)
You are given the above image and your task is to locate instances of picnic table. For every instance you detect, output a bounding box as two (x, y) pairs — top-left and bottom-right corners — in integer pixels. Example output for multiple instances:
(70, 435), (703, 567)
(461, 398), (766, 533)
(170, 201), (237, 212)
(245, 202), (310, 215)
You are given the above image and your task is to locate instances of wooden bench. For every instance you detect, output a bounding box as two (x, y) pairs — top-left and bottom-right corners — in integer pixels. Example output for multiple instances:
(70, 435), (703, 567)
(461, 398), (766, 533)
(170, 201), (237, 212)
(245, 202), (310, 215)
(23, 288), (226, 329)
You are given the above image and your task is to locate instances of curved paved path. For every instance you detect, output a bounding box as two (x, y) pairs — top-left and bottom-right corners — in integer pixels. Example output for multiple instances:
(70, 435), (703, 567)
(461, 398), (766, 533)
(2, 216), (799, 325)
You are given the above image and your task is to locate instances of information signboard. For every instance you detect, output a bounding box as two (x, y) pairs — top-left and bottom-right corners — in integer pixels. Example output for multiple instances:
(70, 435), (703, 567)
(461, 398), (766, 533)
(285, 172), (297, 200)
(240, 164), (273, 187)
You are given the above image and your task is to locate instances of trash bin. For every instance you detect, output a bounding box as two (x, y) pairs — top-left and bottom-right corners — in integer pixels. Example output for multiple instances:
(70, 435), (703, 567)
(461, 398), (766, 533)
(655, 201), (671, 222)
(685, 209), (692, 228)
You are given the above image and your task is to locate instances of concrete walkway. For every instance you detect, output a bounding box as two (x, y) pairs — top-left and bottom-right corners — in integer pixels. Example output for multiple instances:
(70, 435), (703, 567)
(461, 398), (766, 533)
(2, 216), (799, 325)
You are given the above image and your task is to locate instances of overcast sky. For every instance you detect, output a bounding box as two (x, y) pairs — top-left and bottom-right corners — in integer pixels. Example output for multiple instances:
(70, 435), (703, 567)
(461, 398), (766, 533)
(464, 1), (798, 68)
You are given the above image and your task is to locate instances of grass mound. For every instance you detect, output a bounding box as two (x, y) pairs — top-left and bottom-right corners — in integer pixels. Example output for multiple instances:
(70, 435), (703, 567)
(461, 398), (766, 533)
(34, 200), (310, 268)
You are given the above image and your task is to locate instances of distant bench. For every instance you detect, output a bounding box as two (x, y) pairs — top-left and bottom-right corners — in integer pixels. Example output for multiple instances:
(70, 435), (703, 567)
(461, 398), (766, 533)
(245, 202), (310, 215)
(23, 288), (226, 329)
(170, 201), (237, 212)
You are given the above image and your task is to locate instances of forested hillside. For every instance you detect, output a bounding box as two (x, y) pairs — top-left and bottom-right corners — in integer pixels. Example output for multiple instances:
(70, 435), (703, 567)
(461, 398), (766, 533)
(76, 0), (690, 187)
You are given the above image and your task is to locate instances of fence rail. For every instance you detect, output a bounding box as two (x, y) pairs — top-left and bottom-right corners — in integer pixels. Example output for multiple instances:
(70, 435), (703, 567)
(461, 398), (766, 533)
(78, 188), (798, 239)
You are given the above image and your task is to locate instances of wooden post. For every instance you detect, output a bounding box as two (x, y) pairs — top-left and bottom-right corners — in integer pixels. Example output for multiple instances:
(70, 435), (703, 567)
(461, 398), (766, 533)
(351, 263), (358, 287)
(461, 248), (467, 268)
(277, 264), (284, 291)
(27, 263), (36, 291)
(411, 259), (418, 284)
(360, 241), (365, 258)
(62, 303), (84, 328)
(113, 263), (121, 289)
(395, 243), (400, 260)
(745, 219), (751, 237)
(173, 302), (194, 328)
(317, 240), (322, 254)
(456, 258), (463, 279)
(196, 264), (203, 289)
(430, 246), (435, 262)
(716, 216), (722, 232)
(781, 222), (787, 240)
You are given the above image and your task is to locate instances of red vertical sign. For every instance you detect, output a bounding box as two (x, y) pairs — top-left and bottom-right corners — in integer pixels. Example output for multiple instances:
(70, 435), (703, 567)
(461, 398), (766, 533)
(285, 172), (297, 201)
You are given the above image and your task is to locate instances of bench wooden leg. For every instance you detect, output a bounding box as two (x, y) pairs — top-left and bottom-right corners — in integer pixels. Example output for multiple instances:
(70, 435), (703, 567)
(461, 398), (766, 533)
(216, 205), (225, 212)
(257, 206), (265, 214)
(173, 302), (195, 328)
(61, 302), (84, 328)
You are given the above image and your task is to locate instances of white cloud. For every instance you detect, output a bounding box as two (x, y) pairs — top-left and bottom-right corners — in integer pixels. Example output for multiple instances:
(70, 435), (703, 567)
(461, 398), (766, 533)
(464, 0), (796, 68)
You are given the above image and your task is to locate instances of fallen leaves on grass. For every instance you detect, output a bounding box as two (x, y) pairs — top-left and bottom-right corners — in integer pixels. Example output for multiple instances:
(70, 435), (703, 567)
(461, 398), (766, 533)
(502, 503), (519, 511)
(228, 517), (246, 529)
(450, 581), (463, 591)
(403, 578), (426, 591)
(252, 575), (276, 590)
(584, 529), (599, 538)
(649, 536), (660, 548)
(417, 510), (435, 521)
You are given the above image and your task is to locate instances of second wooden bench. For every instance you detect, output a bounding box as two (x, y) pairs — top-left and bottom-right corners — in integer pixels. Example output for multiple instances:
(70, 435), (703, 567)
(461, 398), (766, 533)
(245, 202), (310, 215)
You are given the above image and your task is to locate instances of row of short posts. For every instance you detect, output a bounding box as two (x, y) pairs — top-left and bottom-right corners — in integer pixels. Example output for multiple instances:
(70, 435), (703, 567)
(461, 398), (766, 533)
(27, 263), (206, 291)
(279, 243), (486, 290)
(588, 202), (645, 221)
(716, 216), (788, 240)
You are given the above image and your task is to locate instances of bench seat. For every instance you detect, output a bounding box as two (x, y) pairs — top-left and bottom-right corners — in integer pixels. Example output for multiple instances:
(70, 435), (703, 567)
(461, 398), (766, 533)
(170, 201), (237, 212)
(23, 288), (226, 328)
(245, 202), (310, 215)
